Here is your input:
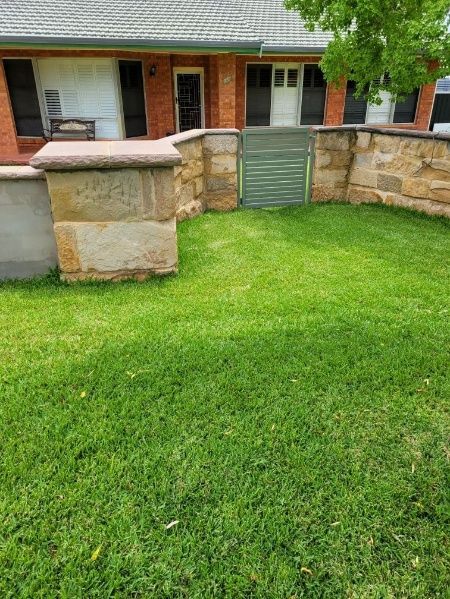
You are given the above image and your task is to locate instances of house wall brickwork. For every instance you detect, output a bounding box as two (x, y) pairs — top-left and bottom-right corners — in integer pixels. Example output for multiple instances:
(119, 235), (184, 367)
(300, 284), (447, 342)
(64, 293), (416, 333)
(0, 48), (439, 157)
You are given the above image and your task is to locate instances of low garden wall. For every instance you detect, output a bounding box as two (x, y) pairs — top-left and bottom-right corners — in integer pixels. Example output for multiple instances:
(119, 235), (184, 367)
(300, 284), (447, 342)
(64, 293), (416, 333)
(312, 127), (450, 217)
(0, 166), (57, 280)
(29, 130), (238, 281)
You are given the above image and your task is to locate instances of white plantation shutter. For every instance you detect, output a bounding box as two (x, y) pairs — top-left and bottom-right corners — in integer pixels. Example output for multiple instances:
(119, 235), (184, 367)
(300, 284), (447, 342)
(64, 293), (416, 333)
(271, 64), (300, 126)
(366, 90), (395, 124)
(37, 59), (121, 139)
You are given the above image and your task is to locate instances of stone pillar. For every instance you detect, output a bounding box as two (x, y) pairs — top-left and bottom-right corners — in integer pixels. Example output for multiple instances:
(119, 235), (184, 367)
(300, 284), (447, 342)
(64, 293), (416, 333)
(324, 81), (346, 126)
(0, 60), (19, 154)
(215, 54), (237, 128)
(203, 131), (239, 211)
(30, 140), (181, 281)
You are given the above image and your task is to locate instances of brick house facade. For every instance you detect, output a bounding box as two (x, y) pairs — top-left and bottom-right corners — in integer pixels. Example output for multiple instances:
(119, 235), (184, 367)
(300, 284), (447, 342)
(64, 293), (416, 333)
(0, 1), (439, 158)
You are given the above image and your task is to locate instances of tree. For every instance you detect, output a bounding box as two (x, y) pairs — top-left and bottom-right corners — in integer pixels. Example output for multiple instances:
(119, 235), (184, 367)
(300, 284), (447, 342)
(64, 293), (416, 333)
(284, 0), (450, 102)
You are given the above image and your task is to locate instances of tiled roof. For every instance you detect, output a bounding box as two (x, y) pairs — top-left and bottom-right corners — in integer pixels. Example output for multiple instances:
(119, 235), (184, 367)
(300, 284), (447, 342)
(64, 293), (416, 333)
(0, 0), (332, 51)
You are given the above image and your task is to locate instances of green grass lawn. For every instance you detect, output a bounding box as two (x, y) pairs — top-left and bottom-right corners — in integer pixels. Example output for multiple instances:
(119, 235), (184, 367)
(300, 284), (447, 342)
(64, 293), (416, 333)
(1, 204), (449, 598)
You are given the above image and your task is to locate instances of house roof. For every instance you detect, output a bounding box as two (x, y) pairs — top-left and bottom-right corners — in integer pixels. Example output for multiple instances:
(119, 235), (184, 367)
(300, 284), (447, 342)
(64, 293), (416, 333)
(0, 0), (332, 53)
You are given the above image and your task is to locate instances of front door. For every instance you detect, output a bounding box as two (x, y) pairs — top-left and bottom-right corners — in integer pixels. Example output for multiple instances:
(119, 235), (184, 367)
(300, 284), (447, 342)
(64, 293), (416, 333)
(174, 69), (204, 132)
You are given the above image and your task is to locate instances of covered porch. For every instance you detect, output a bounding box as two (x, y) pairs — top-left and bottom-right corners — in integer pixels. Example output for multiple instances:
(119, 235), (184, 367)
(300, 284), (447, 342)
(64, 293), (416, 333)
(0, 49), (239, 161)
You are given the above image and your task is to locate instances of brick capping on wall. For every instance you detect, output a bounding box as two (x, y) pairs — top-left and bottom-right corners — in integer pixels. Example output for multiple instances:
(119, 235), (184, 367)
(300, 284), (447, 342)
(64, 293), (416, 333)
(29, 129), (239, 281)
(311, 125), (450, 217)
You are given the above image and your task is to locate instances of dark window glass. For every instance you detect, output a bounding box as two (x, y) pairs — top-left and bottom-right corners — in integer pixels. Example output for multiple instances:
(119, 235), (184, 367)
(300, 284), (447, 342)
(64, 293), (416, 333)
(343, 80), (368, 124)
(245, 65), (272, 126)
(3, 59), (43, 136)
(393, 89), (419, 123)
(430, 93), (450, 129)
(300, 65), (326, 125)
(118, 60), (147, 138)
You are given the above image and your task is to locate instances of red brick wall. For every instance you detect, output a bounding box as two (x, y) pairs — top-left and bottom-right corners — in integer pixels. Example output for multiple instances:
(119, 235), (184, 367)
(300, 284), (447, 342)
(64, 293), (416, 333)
(215, 54), (237, 128)
(415, 82), (436, 130)
(324, 82), (346, 126)
(0, 48), (439, 154)
(0, 60), (19, 153)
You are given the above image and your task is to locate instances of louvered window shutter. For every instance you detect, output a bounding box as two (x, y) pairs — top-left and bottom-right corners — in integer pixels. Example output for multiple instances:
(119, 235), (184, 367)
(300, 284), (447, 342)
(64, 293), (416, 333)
(38, 59), (121, 139)
(271, 64), (300, 126)
(366, 76), (395, 124)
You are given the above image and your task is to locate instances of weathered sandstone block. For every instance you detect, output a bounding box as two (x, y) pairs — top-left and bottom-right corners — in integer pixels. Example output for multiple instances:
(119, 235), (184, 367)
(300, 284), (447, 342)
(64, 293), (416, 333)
(203, 134), (238, 156)
(377, 173), (402, 193)
(205, 154), (237, 175)
(401, 177), (430, 199)
(177, 200), (204, 222)
(399, 138), (448, 159)
(205, 191), (238, 211)
(353, 152), (373, 168)
(429, 180), (450, 203)
(417, 159), (450, 182)
(347, 185), (386, 204)
(181, 159), (203, 184)
(373, 134), (400, 154)
(356, 131), (371, 149)
(385, 193), (450, 217)
(316, 131), (352, 151)
(311, 184), (346, 202)
(54, 220), (177, 280)
(314, 168), (347, 186)
(349, 168), (378, 188)
(205, 173), (237, 192)
(47, 169), (143, 222)
(176, 139), (203, 163)
(372, 152), (422, 175)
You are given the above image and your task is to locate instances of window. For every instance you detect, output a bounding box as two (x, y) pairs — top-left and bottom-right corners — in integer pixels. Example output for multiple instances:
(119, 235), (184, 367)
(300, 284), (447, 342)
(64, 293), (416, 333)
(3, 59), (43, 137)
(343, 81), (368, 124)
(118, 60), (147, 138)
(393, 90), (419, 123)
(300, 64), (326, 125)
(37, 58), (122, 139)
(245, 65), (272, 126)
(344, 78), (419, 124)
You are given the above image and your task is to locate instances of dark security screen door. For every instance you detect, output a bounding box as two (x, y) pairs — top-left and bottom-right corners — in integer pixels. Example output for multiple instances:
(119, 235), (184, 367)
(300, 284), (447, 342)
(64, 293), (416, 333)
(300, 64), (326, 125)
(176, 73), (202, 132)
(246, 65), (272, 126)
(3, 59), (43, 136)
(118, 60), (147, 138)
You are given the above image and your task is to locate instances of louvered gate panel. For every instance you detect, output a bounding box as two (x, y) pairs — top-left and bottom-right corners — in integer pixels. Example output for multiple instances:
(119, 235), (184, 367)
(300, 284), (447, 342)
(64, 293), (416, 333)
(241, 127), (313, 208)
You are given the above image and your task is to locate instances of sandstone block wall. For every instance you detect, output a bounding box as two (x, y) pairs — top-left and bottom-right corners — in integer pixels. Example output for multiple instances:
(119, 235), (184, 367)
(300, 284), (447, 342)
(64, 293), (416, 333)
(28, 130), (239, 282)
(312, 127), (450, 217)
(170, 130), (239, 221)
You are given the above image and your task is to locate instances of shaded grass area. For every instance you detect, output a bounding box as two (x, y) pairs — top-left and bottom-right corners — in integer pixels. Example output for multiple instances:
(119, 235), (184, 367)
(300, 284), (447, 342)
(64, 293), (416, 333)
(0, 204), (449, 597)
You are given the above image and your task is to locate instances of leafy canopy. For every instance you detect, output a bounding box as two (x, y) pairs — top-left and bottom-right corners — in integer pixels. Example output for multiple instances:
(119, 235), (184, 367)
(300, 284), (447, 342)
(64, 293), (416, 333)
(285, 0), (450, 102)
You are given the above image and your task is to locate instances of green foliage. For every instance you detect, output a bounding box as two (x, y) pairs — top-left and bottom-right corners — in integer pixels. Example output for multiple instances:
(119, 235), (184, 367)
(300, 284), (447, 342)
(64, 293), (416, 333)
(285, 0), (450, 101)
(0, 205), (449, 597)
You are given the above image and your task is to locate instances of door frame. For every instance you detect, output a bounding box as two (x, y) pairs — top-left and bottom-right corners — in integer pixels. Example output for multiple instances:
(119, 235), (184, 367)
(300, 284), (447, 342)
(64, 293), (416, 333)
(173, 67), (205, 133)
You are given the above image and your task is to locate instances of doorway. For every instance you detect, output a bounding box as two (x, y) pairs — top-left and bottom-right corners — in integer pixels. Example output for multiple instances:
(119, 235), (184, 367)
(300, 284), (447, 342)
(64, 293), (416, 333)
(118, 60), (147, 138)
(174, 68), (204, 132)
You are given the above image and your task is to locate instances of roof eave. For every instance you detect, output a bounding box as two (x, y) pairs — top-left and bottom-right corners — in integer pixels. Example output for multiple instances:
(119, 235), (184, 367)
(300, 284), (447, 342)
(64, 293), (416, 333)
(261, 45), (326, 55)
(0, 35), (264, 53)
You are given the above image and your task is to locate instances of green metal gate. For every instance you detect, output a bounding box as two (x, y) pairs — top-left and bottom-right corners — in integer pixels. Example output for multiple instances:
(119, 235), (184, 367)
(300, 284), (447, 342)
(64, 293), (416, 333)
(240, 127), (315, 208)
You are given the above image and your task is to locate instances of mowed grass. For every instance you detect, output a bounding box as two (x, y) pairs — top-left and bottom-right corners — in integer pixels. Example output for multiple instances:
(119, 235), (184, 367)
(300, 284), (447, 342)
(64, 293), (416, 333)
(0, 204), (449, 598)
